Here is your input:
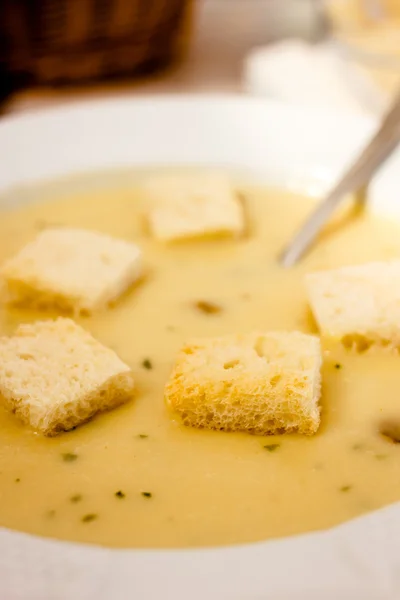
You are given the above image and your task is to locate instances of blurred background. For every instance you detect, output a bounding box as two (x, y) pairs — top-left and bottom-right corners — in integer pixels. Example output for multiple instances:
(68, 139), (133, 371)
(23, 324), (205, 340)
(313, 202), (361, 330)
(0, 0), (400, 116)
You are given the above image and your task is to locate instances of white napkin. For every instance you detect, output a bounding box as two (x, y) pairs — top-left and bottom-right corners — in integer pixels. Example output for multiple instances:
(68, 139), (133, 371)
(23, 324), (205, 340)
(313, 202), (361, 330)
(244, 39), (388, 116)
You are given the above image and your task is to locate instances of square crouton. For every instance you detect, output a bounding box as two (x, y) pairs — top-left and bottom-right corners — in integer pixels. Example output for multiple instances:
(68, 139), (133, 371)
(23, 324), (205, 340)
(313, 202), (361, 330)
(143, 173), (244, 241)
(0, 318), (135, 435)
(165, 331), (322, 436)
(306, 261), (400, 348)
(0, 228), (143, 313)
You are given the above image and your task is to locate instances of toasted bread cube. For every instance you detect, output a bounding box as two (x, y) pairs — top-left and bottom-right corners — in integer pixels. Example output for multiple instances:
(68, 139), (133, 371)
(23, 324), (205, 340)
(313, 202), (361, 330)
(0, 228), (143, 313)
(143, 173), (244, 241)
(306, 261), (400, 347)
(165, 331), (321, 436)
(0, 318), (135, 435)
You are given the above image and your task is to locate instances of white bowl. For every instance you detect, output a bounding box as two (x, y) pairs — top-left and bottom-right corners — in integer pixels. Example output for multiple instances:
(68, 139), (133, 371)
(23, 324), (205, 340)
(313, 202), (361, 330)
(1, 96), (400, 600)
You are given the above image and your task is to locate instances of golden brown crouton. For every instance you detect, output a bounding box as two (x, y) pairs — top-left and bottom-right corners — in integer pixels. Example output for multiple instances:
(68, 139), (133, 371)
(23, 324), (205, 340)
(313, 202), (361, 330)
(165, 331), (321, 436)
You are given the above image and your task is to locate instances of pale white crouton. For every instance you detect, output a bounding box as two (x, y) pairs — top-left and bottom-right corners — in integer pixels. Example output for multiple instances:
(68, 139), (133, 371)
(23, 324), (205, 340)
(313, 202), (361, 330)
(0, 318), (135, 435)
(0, 228), (143, 313)
(306, 261), (400, 348)
(143, 173), (244, 241)
(165, 331), (321, 436)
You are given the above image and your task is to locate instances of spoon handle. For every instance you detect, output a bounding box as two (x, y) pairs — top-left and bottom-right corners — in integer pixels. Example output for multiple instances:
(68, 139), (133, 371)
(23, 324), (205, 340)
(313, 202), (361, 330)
(279, 90), (400, 268)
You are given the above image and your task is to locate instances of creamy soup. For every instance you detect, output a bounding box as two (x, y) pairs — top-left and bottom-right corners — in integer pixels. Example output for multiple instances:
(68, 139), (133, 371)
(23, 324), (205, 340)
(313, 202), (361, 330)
(0, 171), (400, 549)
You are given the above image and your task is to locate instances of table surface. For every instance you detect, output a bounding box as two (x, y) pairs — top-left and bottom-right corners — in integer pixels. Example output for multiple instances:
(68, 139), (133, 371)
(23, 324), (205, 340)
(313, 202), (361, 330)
(4, 0), (320, 115)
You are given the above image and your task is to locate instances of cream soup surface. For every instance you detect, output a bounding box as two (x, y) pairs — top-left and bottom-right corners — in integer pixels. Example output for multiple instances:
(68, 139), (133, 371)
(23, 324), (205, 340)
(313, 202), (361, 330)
(0, 170), (399, 549)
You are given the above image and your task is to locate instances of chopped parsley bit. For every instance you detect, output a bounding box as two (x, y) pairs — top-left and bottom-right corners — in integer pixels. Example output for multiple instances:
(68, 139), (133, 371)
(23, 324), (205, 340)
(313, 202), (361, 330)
(62, 452), (78, 462)
(334, 363), (342, 370)
(137, 434), (148, 439)
(70, 494), (82, 503)
(264, 444), (280, 453)
(15, 478), (20, 483)
(375, 454), (388, 461)
(195, 300), (222, 315)
(340, 485), (352, 492)
(141, 492), (152, 498)
(142, 359), (153, 370)
(352, 443), (364, 451)
(35, 220), (61, 231)
(35, 220), (46, 230)
(115, 490), (125, 499)
(82, 514), (97, 523)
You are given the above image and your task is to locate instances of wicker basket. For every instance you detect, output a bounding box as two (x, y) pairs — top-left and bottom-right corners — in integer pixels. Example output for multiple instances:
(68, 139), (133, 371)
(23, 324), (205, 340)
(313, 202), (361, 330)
(0, 0), (193, 92)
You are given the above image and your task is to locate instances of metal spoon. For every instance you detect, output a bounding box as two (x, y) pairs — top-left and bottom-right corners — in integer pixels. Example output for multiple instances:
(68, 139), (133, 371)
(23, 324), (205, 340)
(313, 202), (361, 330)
(279, 89), (400, 268)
